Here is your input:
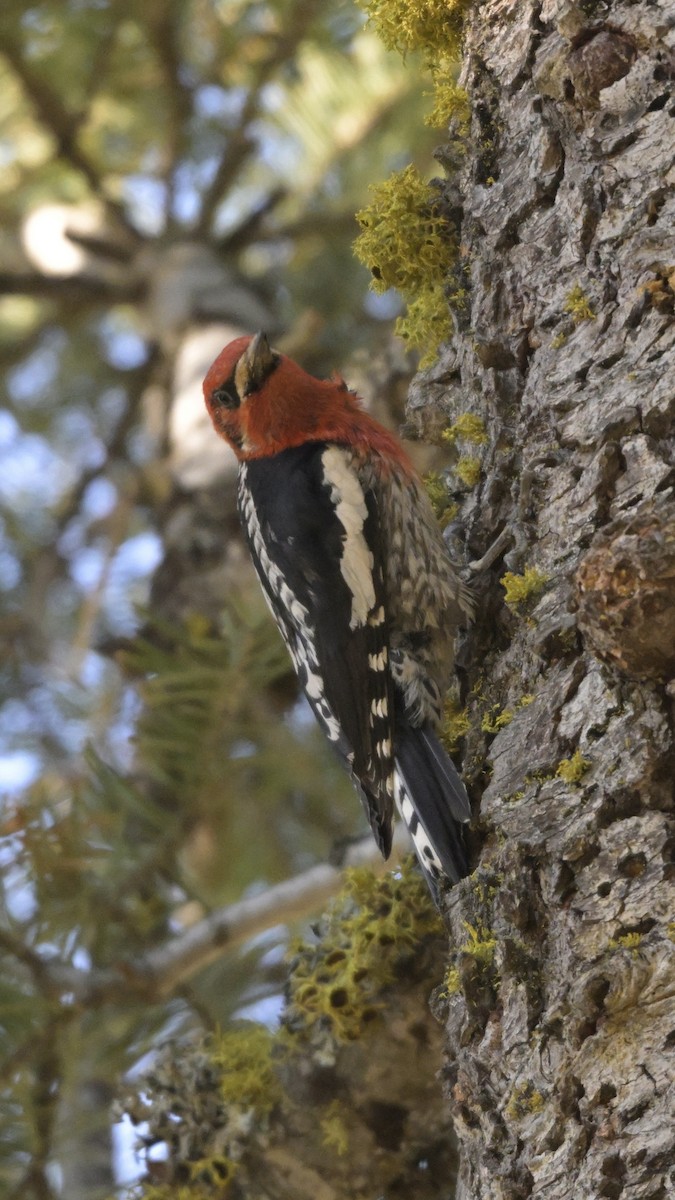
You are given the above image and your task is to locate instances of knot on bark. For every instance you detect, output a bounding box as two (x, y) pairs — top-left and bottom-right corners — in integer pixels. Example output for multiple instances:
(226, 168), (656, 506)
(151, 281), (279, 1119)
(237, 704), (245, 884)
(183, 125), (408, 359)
(574, 497), (675, 679)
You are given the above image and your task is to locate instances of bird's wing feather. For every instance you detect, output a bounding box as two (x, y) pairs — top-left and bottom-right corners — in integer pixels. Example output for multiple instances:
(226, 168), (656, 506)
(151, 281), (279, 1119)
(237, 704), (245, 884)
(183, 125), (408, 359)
(239, 444), (395, 855)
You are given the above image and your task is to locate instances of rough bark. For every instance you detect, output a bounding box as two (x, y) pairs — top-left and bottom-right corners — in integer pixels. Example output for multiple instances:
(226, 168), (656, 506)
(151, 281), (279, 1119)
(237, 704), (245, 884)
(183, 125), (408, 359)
(408, 2), (674, 1198)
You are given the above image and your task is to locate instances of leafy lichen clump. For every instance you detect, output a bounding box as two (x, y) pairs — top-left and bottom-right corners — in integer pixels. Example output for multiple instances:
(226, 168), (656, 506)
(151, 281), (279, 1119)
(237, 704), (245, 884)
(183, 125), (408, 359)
(460, 920), (497, 967)
(120, 866), (445, 1195)
(119, 1027), (278, 1199)
(358, 0), (472, 61)
(441, 696), (470, 752)
(564, 284), (597, 323)
(424, 470), (459, 526)
(210, 1023), (282, 1114)
(442, 921), (498, 1003)
(444, 964), (461, 995)
(355, 165), (457, 363)
(482, 694), (534, 735)
(481, 706), (514, 734)
(354, 2), (476, 364)
(501, 568), (548, 611)
(355, 165), (453, 297)
(555, 749), (591, 783)
(608, 931), (642, 957)
(320, 1100), (350, 1155)
(285, 861), (443, 1043)
(506, 1081), (545, 1120)
(455, 455), (481, 487)
(442, 412), (488, 445)
(425, 76), (470, 129)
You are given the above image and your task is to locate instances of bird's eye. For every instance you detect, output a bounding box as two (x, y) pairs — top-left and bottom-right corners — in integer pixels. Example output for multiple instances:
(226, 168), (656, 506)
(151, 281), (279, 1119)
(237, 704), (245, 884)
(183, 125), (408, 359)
(212, 383), (240, 410)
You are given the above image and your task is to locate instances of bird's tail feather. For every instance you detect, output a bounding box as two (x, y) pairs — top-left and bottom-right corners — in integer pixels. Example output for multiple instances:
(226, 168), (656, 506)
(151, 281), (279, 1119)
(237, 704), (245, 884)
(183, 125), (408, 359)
(394, 718), (471, 892)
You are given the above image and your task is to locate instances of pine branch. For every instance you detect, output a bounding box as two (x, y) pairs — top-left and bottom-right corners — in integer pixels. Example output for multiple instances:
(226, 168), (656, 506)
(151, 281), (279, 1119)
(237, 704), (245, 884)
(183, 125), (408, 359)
(3, 829), (409, 1008)
(0, 31), (135, 238)
(145, 0), (195, 223)
(195, 0), (323, 236)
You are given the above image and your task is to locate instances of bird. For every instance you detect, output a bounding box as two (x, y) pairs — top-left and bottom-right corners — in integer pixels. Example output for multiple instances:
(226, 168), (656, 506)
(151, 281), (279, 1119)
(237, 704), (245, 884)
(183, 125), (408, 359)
(203, 331), (474, 899)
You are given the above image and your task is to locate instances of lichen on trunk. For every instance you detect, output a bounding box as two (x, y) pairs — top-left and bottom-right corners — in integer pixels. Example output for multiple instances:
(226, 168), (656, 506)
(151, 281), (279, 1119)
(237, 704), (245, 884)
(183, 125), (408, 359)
(411, 2), (675, 1197)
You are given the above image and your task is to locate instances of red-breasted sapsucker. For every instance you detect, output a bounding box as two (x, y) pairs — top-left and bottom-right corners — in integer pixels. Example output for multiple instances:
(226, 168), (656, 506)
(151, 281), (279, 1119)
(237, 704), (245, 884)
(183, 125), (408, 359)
(203, 332), (474, 898)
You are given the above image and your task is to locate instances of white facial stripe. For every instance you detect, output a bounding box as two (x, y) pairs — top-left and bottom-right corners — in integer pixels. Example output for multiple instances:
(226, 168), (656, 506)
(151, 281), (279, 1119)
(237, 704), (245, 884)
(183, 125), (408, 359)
(321, 446), (376, 629)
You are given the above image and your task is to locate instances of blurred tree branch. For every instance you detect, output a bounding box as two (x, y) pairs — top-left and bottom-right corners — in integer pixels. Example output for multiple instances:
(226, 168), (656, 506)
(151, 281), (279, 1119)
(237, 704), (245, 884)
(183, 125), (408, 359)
(1, 828), (407, 1009)
(195, 0), (324, 235)
(0, 30), (134, 236)
(0, 271), (144, 302)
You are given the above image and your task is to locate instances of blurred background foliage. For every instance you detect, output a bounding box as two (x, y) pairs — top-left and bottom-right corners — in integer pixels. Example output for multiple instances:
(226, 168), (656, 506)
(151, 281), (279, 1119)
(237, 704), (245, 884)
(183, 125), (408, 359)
(0, 0), (444, 1194)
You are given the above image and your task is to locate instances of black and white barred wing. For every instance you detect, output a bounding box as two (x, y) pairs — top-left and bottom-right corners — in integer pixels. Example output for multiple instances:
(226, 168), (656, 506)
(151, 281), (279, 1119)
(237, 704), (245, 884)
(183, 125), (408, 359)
(238, 444), (396, 856)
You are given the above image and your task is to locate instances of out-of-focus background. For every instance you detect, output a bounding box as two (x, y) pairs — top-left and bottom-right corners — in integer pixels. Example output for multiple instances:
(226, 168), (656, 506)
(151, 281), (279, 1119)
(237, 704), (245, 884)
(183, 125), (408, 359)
(0, 1), (442, 1193)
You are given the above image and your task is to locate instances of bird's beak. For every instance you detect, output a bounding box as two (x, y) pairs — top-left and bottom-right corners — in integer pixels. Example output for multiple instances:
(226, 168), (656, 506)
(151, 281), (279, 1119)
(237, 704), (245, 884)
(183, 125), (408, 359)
(238, 330), (277, 396)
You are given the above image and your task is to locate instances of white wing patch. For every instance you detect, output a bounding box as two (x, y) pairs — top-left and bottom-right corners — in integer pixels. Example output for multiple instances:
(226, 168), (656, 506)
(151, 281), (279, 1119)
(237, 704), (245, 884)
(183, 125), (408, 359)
(321, 446), (376, 629)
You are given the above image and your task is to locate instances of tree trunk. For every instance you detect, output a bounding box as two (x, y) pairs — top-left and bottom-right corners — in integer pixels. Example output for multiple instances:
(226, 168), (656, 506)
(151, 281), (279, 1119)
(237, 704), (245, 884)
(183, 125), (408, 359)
(416, 1), (674, 1197)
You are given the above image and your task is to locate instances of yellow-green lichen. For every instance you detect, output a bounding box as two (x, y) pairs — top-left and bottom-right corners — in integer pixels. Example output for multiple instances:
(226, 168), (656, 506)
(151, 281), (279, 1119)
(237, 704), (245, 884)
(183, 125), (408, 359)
(503, 789), (526, 804)
(443, 920), (498, 999)
(424, 471), (458, 526)
(285, 861), (443, 1042)
(353, 3), (475, 363)
(188, 1156), (238, 1189)
(441, 697), (470, 752)
(399, 285), (455, 364)
(524, 768), (556, 787)
(481, 706), (514, 734)
(470, 874), (501, 906)
(501, 568), (548, 611)
(482, 694), (534, 735)
(506, 1081), (545, 1120)
(355, 166), (454, 294)
(455, 455), (481, 487)
(357, 0), (472, 61)
(608, 932), (642, 957)
(446, 279), (469, 312)
(551, 332), (568, 349)
(321, 1100), (350, 1155)
(564, 284), (596, 323)
(460, 921), (497, 968)
(210, 1023), (282, 1115)
(425, 77), (470, 128)
(442, 413), (488, 445)
(354, 165), (457, 365)
(504, 765), (558, 801)
(555, 750), (590, 784)
(443, 964), (461, 995)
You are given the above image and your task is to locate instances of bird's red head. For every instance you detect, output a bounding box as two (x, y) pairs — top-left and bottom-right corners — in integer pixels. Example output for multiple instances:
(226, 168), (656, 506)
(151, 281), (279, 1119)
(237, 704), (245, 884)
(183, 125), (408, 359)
(203, 331), (415, 473)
